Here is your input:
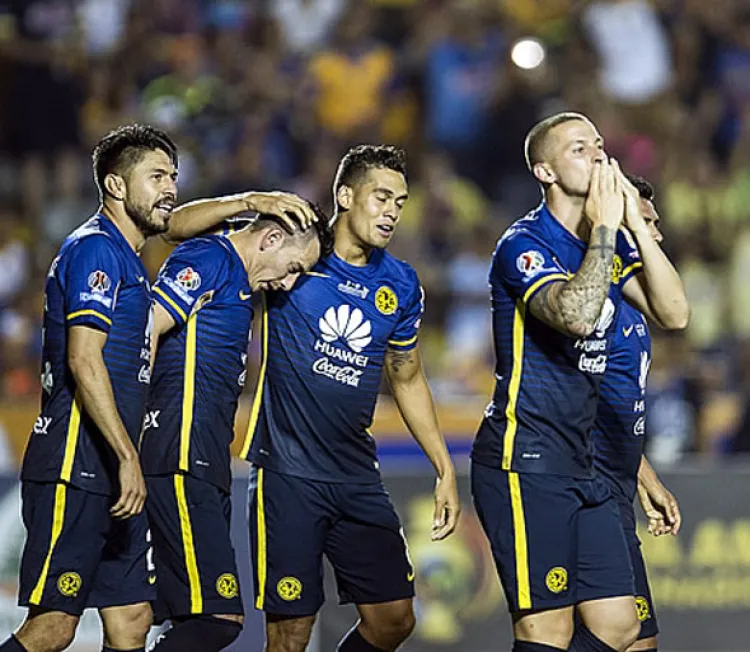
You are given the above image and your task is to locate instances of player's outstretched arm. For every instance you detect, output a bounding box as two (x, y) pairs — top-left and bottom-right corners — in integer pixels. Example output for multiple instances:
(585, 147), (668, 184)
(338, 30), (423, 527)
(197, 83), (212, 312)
(68, 325), (146, 519)
(636, 455), (681, 537)
(164, 191), (318, 242)
(618, 173), (690, 330)
(528, 159), (624, 338)
(384, 345), (460, 541)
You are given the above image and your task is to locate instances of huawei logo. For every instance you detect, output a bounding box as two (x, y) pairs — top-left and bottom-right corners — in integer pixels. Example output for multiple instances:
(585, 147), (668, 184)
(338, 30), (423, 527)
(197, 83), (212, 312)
(319, 305), (372, 353)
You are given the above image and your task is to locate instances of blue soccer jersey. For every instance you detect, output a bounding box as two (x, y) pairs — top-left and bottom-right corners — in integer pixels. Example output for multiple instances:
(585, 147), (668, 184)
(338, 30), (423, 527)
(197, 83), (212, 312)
(240, 250), (423, 483)
(591, 303), (651, 502)
(22, 215), (153, 495)
(141, 236), (253, 492)
(471, 203), (642, 478)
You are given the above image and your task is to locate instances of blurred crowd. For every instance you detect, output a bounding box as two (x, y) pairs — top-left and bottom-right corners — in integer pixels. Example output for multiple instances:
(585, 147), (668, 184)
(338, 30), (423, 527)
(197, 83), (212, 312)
(0, 0), (749, 463)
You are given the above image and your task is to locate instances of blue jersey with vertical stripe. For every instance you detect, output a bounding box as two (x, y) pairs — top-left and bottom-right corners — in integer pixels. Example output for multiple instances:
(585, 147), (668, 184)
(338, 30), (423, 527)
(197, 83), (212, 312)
(21, 215), (152, 495)
(591, 303), (650, 502)
(471, 203), (643, 478)
(241, 250), (424, 483)
(141, 236), (253, 492)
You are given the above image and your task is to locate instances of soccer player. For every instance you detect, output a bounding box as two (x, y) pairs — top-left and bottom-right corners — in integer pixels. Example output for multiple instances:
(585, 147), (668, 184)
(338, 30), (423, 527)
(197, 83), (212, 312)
(166, 144), (460, 652)
(582, 176), (682, 652)
(0, 124), (178, 652)
(140, 210), (332, 652)
(470, 112), (689, 652)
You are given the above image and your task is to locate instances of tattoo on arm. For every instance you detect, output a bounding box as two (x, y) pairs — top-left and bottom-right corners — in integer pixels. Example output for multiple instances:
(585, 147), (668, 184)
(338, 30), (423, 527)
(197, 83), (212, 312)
(387, 349), (414, 375)
(529, 225), (616, 337)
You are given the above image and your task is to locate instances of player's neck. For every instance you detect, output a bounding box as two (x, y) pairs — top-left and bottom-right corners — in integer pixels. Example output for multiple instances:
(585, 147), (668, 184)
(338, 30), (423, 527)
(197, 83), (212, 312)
(99, 204), (146, 252)
(227, 229), (254, 273)
(332, 221), (371, 267)
(544, 190), (589, 241)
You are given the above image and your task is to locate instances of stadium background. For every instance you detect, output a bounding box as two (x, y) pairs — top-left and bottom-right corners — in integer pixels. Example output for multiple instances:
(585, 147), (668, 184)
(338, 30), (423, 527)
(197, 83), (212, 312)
(0, 0), (748, 649)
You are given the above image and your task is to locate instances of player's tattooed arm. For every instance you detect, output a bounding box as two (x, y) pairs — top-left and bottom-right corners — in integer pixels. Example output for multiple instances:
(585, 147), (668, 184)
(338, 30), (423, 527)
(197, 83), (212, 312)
(528, 225), (616, 338)
(385, 345), (460, 540)
(387, 349), (415, 375)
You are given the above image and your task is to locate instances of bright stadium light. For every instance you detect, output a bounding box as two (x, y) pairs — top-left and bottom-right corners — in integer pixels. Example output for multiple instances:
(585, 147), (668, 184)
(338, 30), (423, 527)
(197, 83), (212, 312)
(511, 37), (546, 70)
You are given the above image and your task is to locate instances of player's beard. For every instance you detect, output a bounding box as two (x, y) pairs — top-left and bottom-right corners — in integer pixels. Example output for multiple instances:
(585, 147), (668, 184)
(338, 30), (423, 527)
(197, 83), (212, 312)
(125, 198), (170, 237)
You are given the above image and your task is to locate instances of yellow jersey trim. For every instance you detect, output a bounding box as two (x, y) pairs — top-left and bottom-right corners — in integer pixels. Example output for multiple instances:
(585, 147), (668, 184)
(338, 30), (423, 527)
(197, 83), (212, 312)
(154, 286), (187, 323)
(66, 309), (112, 326)
(240, 295), (268, 459)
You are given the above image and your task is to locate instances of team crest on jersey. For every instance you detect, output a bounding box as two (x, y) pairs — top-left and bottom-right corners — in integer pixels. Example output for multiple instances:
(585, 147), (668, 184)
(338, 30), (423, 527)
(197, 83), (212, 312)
(58, 572), (82, 597)
(175, 267), (201, 291)
(516, 250), (545, 276)
(545, 567), (568, 594)
(611, 255), (623, 284)
(277, 577), (302, 601)
(375, 286), (398, 315)
(216, 573), (239, 599)
(635, 596), (651, 621)
(87, 270), (111, 294)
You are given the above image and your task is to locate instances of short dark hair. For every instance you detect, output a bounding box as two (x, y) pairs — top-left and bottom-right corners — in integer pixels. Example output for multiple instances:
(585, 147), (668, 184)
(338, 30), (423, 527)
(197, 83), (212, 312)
(524, 112), (590, 170)
(626, 174), (655, 202)
(253, 203), (334, 257)
(333, 144), (407, 210)
(92, 123), (178, 196)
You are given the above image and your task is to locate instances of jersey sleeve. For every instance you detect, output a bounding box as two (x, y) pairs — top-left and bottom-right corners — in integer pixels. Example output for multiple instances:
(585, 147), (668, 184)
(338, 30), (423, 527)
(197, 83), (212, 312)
(615, 229), (643, 286)
(152, 241), (224, 326)
(64, 235), (124, 333)
(492, 229), (570, 304)
(388, 272), (424, 351)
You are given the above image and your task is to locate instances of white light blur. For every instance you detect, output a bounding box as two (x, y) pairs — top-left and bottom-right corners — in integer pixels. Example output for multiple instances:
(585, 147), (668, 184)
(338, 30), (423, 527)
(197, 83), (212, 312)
(511, 38), (546, 70)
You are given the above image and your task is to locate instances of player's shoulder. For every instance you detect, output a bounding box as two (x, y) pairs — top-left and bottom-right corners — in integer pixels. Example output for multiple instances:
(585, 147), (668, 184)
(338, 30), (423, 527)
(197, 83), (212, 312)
(615, 228), (641, 258)
(59, 216), (121, 264)
(377, 249), (420, 293)
(496, 206), (548, 252)
(66, 215), (115, 247)
(169, 234), (232, 266)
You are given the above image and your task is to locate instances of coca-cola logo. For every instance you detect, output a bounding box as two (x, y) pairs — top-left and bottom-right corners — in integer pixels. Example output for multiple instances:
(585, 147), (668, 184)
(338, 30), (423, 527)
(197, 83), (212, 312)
(312, 357), (363, 387)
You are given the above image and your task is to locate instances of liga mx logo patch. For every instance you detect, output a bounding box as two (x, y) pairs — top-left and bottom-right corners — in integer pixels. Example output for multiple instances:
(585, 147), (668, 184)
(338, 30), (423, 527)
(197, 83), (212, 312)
(545, 567), (568, 594)
(277, 576), (302, 601)
(58, 572), (82, 597)
(175, 267), (201, 291)
(516, 250), (545, 276)
(87, 270), (111, 294)
(375, 286), (398, 315)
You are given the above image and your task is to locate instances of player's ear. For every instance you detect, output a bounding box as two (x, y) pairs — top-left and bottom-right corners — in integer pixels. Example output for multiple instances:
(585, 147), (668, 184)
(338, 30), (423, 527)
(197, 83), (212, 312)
(337, 185), (353, 211)
(533, 162), (555, 185)
(260, 226), (284, 251)
(103, 173), (126, 201)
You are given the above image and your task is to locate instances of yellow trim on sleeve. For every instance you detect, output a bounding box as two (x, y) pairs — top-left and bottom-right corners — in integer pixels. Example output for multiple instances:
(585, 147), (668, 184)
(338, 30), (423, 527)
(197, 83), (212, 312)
(388, 334), (418, 347)
(521, 273), (569, 304)
(154, 286), (188, 323)
(621, 261), (643, 280)
(67, 309), (112, 326)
